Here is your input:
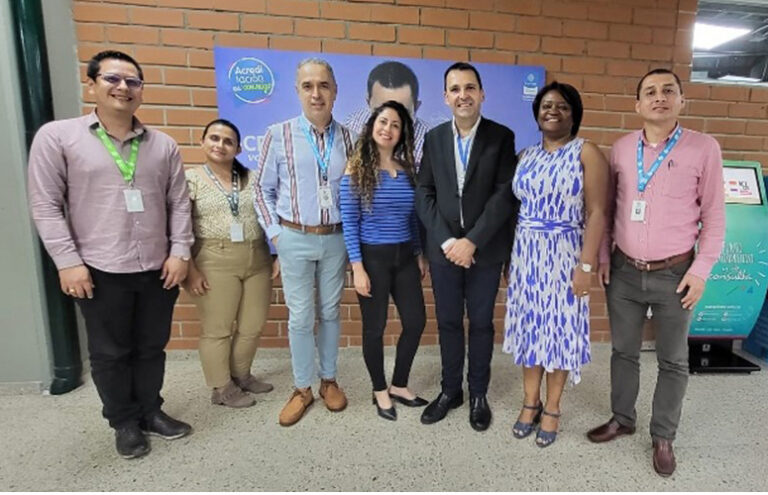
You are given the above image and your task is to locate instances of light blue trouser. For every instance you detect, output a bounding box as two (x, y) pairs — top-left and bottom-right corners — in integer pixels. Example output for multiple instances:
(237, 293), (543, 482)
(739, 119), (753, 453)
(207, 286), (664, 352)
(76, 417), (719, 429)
(276, 228), (347, 388)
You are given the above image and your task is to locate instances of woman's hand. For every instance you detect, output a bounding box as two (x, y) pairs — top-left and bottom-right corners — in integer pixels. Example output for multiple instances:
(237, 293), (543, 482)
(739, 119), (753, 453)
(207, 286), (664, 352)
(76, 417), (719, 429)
(572, 266), (591, 298)
(184, 263), (210, 297)
(417, 254), (429, 280)
(271, 257), (280, 280)
(352, 262), (371, 297)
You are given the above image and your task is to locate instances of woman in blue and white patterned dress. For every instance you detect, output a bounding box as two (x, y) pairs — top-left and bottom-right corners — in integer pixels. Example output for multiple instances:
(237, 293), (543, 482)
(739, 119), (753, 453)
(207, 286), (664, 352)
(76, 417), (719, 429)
(503, 82), (608, 447)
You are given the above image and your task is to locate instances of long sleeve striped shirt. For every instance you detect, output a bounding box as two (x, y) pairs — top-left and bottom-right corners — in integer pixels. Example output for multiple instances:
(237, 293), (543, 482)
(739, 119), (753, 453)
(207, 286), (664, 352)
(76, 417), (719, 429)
(253, 115), (356, 240)
(340, 171), (422, 263)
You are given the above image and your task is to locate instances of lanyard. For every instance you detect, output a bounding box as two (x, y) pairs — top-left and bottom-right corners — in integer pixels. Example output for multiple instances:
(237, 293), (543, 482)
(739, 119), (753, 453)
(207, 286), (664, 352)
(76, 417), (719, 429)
(636, 127), (682, 193)
(95, 127), (139, 184)
(300, 117), (335, 177)
(204, 165), (239, 217)
(456, 134), (472, 170)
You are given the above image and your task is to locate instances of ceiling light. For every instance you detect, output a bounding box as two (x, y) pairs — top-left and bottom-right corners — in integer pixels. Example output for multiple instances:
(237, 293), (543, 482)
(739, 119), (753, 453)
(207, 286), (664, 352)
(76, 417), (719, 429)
(693, 22), (751, 50)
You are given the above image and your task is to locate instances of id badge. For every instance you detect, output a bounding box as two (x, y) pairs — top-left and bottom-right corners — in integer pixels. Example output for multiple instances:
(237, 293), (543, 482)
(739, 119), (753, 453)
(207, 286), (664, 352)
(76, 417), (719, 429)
(123, 188), (144, 212)
(230, 222), (244, 242)
(318, 185), (334, 209)
(630, 199), (646, 222)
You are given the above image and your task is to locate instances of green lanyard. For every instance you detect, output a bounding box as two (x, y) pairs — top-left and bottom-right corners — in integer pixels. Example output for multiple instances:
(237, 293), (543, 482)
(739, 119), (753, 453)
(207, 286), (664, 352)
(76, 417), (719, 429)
(95, 127), (140, 184)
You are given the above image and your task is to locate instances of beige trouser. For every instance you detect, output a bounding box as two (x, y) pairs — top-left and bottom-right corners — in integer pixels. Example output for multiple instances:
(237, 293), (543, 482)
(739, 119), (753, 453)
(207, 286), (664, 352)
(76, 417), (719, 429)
(192, 238), (272, 388)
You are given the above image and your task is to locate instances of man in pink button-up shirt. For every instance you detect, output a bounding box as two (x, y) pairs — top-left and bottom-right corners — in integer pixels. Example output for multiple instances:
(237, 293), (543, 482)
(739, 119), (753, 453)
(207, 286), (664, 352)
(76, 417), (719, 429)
(586, 69), (726, 477)
(27, 50), (194, 460)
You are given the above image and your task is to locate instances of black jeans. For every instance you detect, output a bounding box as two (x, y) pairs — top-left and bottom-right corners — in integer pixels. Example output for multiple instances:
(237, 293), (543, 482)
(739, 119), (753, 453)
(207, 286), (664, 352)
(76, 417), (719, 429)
(76, 266), (179, 428)
(429, 261), (502, 398)
(358, 243), (426, 391)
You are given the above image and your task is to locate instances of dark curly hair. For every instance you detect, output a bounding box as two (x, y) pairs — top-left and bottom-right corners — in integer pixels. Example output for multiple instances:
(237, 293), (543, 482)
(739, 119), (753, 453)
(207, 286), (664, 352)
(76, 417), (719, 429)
(346, 100), (415, 210)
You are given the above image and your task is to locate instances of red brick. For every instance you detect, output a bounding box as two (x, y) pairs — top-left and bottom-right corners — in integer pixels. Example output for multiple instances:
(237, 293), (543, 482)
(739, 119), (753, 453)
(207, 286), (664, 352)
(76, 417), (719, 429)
(743, 152), (768, 165)
(322, 39), (372, 55)
(180, 321), (201, 337)
(158, 126), (193, 145)
(161, 28), (215, 49)
(214, 33), (269, 49)
(446, 0), (493, 9)
(320, 1), (370, 20)
(673, 45), (692, 64)
(495, 33), (540, 52)
(681, 82), (709, 99)
(422, 8), (468, 28)
(106, 25), (160, 44)
(76, 24), (104, 42)
(582, 111), (622, 127)
(677, 11), (696, 31)
(241, 15), (293, 34)
(686, 101), (729, 117)
(587, 40), (630, 59)
(469, 12), (516, 32)
(746, 121), (768, 136)
(448, 30), (494, 48)
(179, 146), (205, 164)
(606, 60), (650, 77)
(133, 46), (189, 66)
(631, 44), (673, 62)
(165, 67), (216, 87)
(166, 338), (198, 350)
(156, 0), (214, 7)
(187, 11), (239, 31)
(72, 3), (128, 23)
(705, 119), (746, 135)
(266, 0), (319, 17)
(497, 1), (542, 15)
(377, 5), (420, 24)
(373, 43), (421, 58)
(294, 19), (345, 38)
(269, 37), (321, 52)
(709, 85), (750, 102)
(517, 53), (561, 72)
(678, 117), (705, 132)
(258, 337), (290, 348)
(609, 24), (652, 43)
(130, 7), (184, 27)
(171, 322), (181, 338)
(652, 27), (675, 46)
(562, 20), (608, 40)
(341, 320), (362, 335)
(542, 1), (589, 20)
(750, 88), (768, 103)
(604, 95), (635, 112)
(562, 57), (605, 75)
(679, 0), (697, 12)
(213, 0), (266, 12)
(633, 8), (677, 28)
(470, 50), (516, 65)
(348, 23), (396, 42)
(588, 4), (632, 23)
(723, 136), (764, 152)
(423, 47), (469, 61)
(189, 88), (215, 107)
(188, 49), (216, 68)
(517, 16), (562, 36)
(580, 93), (604, 110)
(398, 26), (444, 46)
(261, 321), (281, 337)
(728, 103), (767, 119)
(143, 86), (191, 105)
(542, 37), (586, 55)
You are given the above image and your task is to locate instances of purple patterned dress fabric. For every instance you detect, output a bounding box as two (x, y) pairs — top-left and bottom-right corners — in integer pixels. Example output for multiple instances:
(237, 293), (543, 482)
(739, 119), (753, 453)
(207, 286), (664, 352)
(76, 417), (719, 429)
(502, 138), (591, 384)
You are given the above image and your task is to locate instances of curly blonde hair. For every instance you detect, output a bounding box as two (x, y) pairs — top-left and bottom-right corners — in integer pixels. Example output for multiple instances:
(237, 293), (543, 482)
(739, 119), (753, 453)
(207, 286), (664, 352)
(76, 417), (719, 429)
(346, 100), (416, 210)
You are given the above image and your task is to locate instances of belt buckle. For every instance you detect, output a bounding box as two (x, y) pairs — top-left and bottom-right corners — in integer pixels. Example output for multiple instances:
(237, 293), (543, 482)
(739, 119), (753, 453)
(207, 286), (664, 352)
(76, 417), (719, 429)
(634, 259), (650, 271)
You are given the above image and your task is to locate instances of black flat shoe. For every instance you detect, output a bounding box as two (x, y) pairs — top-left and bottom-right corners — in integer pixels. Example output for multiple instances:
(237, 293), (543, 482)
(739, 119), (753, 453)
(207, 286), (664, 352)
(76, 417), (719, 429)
(372, 393), (397, 421)
(469, 395), (492, 432)
(421, 391), (463, 425)
(390, 393), (428, 408)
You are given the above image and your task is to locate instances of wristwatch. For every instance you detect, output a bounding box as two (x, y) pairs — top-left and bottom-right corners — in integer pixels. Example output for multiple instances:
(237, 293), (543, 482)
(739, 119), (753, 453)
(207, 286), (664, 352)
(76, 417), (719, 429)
(579, 263), (593, 273)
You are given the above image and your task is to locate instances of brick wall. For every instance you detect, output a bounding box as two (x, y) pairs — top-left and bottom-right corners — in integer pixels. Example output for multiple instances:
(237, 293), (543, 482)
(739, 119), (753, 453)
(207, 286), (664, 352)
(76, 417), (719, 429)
(70, 0), (768, 349)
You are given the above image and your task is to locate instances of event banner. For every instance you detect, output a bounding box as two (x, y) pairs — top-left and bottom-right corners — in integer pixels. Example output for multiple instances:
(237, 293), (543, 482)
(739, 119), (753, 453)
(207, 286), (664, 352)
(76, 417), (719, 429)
(213, 47), (545, 168)
(690, 161), (768, 338)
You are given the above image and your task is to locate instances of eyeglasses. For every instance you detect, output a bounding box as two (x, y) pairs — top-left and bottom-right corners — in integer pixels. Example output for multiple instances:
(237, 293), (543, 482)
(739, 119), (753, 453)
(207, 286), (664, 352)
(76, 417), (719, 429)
(97, 73), (144, 90)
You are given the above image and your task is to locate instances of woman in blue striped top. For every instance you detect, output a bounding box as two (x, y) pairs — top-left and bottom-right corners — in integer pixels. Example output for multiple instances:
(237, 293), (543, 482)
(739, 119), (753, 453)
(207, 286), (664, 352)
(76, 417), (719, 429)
(340, 100), (428, 421)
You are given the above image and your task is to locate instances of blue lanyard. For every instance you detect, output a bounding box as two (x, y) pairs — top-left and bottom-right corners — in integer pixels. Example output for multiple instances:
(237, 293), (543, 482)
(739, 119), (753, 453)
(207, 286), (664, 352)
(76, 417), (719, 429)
(300, 117), (335, 176)
(636, 127), (682, 193)
(456, 134), (472, 170)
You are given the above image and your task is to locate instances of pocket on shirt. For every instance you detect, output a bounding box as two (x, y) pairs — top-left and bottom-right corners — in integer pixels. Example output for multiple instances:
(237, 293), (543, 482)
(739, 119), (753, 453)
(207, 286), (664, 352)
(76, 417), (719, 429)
(661, 165), (698, 199)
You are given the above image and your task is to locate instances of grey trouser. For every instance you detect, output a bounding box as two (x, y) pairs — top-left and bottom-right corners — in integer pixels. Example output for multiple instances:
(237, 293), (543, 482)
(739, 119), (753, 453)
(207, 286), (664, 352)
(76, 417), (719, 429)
(606, 249), (693, 441)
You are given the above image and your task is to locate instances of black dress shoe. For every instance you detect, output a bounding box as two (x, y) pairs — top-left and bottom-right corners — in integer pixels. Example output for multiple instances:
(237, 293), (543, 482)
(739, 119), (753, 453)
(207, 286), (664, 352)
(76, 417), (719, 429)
(469, 395), (492, 431)
(372, 393), (397, 421)
(115, 424), (150, 459)
(390, 393), (428, 408)
(139, 410), (192, 440)
(420, 392), (463, 425)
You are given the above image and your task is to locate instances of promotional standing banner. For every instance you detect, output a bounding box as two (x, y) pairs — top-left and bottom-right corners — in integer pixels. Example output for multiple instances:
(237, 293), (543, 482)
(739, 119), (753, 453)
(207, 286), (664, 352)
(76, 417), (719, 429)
(213, 47), (545, 168)
(691, 161), (768, 338)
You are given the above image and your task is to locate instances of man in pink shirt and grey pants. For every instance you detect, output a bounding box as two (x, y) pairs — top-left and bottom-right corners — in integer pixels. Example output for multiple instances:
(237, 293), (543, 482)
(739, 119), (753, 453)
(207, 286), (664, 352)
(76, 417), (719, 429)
(587, 69), (726, 477)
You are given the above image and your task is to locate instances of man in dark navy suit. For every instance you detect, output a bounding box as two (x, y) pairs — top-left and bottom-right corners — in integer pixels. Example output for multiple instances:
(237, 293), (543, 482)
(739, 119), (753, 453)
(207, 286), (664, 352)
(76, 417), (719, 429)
(415, 62), (517, 431)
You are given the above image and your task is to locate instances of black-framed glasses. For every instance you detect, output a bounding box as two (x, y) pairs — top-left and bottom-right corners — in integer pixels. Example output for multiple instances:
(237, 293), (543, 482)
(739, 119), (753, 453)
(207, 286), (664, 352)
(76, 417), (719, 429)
(97, 73), (144, 90)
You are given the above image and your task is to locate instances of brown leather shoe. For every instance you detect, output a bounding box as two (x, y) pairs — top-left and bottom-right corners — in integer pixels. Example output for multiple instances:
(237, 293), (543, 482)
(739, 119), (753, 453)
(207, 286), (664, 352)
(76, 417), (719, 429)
(211, 381), (256, 408)
(319, 379), (347, 411)
(586, 418), (636, 443)
(278, 388), (314, 426)
(652, 438), (676, 477)
(233, 374), (274, 394)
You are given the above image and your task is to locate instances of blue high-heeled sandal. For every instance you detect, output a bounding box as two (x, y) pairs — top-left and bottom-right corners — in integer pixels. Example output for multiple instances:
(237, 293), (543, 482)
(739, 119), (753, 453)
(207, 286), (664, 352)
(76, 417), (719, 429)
(512, 402), (543, 439)
(535, 410), (561, 448)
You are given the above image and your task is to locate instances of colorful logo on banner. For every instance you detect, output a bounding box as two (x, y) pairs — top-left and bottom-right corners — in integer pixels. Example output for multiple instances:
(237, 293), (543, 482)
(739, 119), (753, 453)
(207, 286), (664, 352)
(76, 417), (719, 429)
(522, 72), (540, 101)
(227, 57), (275, 104)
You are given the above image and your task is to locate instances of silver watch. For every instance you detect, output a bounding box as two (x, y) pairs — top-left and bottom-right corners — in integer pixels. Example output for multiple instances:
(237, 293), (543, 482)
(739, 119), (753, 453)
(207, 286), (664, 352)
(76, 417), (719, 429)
(580, 263), (593, 273)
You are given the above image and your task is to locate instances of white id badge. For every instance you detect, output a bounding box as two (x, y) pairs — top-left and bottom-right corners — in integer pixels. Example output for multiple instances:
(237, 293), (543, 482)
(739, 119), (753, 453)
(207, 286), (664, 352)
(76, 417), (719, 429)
(318, 185), (334, 209)
(230, 222), (244, 242)
(123, 189), (145, 212)
(630, 199), (646, 222)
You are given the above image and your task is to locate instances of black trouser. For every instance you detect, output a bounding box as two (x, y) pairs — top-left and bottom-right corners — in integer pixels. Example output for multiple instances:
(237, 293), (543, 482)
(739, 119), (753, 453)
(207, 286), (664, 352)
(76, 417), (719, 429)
(429, 261), (502, 398)
(358, 243), (426, 391)
(76, 266), (178, 428)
